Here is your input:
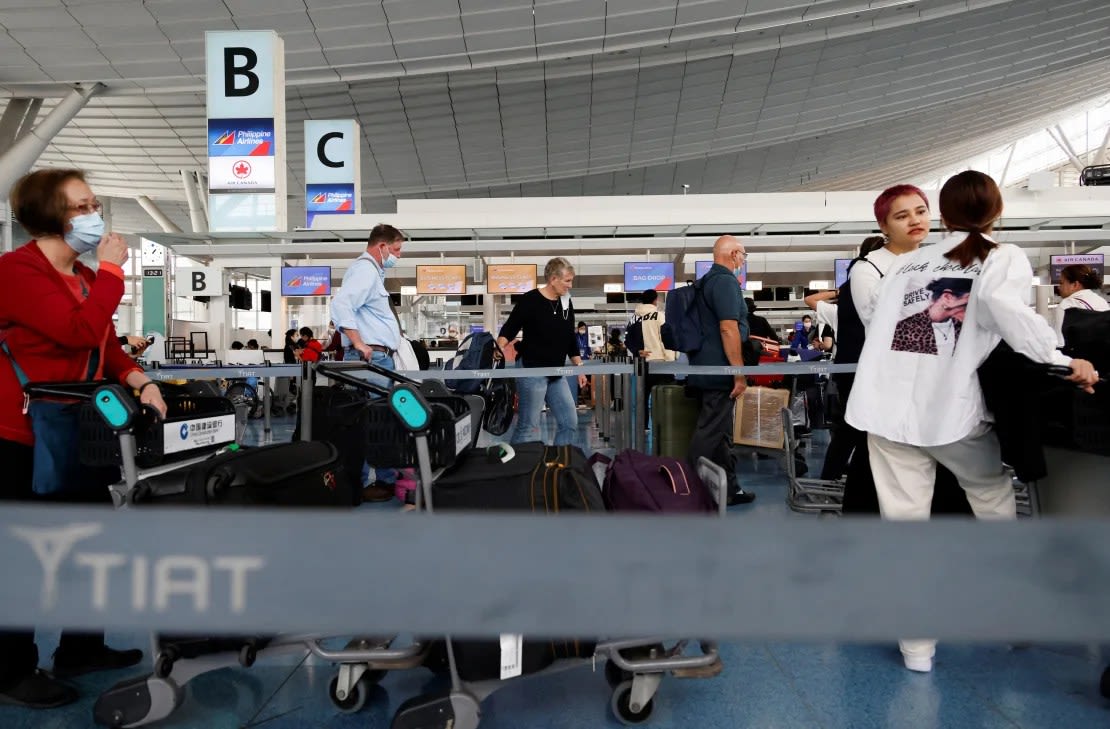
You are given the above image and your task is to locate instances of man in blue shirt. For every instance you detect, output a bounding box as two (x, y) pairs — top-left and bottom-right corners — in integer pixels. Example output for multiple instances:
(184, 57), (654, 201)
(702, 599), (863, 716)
(688, 235), (755, 505)
(331, 223), (405, 501)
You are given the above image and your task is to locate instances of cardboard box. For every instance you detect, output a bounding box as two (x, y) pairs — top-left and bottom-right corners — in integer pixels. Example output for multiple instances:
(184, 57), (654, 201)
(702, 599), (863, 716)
(733, 386), (790, 449)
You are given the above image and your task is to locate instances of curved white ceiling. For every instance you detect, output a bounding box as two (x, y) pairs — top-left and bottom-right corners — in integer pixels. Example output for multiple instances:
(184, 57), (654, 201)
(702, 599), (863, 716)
(4, 0), (1109, 236)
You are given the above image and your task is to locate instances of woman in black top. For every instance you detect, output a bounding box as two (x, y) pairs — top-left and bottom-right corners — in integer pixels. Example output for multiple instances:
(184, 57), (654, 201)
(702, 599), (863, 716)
(496, 257), (587, 446)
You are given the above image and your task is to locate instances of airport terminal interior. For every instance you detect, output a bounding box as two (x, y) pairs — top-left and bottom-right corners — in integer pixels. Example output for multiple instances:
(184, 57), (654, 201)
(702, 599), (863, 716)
(1, 0), (1110, 727)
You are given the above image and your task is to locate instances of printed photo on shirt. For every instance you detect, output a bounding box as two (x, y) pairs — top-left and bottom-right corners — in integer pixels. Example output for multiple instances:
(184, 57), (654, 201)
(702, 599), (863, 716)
(891, 277), (973, 356)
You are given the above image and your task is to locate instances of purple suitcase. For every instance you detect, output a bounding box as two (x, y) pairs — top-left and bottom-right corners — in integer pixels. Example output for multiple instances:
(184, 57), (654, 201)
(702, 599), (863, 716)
(602, 449), (717, 513)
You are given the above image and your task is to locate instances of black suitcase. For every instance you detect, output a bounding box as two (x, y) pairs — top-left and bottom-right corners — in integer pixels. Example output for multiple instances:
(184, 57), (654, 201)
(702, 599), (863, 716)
(431, 442), (605, 513)
(132, 441), (353, 508)
(426, 443), (601, 682)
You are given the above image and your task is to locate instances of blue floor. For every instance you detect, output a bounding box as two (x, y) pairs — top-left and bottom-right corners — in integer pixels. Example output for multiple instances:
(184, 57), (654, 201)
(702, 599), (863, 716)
(4, 412), (1109, 728)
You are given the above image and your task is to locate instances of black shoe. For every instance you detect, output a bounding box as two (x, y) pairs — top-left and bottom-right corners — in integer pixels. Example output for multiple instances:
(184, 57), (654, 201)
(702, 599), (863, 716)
(52, 646), (143, 679)
(727, 490), (756, 505)
(0, 670), (79, 708)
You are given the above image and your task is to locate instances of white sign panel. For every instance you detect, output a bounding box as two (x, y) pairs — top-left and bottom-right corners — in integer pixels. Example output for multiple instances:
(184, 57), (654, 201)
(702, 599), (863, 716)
(206, 31), (276, 118)
(175, 267), (222, 296)
(209, 156), (276, 192)
(163, 415), (236, 455)
(304, 120), (359, 183)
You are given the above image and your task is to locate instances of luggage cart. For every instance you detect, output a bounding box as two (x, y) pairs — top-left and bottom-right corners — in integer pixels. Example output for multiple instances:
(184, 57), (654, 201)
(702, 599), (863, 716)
(16, 379), (430, 727)
(381, 379), (725, 728)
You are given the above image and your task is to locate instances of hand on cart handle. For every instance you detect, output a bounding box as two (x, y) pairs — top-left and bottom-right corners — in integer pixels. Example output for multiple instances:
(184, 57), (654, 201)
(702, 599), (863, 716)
(139, 386), (168, 419)
(1065, 358), (1099, 394)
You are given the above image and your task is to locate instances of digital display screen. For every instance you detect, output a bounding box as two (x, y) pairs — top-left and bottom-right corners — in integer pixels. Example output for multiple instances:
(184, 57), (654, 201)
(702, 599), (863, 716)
(486, 264), (537, 294)
(417, 265), (467, 295)
(694, 260), (747, 288)
(835, 259), (852, 289)
(624, 262), (675, 292)
(280, 266), (332, 296)
(1049, 254), (1104, 284)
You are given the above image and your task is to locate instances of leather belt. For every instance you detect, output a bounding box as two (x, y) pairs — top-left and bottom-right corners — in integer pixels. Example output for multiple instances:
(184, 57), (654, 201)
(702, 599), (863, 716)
(348, 343), (396, 355)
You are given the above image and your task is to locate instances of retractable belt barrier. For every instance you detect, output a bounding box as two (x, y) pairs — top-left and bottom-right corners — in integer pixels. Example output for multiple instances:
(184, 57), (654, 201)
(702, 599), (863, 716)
(1, 505), (1108, 640)
(144, 365), (302, 381)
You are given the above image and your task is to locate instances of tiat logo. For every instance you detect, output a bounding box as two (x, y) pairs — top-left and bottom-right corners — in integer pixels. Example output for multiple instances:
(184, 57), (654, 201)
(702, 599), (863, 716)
(214, 130), (235, 145)
(310, 192), (327, 204)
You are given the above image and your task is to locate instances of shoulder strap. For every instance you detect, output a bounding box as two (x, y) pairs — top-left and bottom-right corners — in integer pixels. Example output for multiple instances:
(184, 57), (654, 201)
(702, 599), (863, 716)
(0, 339), (29, 386)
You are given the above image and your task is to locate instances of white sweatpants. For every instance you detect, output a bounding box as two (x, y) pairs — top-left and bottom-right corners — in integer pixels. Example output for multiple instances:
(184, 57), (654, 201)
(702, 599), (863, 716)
(867, 426), (1017, 663)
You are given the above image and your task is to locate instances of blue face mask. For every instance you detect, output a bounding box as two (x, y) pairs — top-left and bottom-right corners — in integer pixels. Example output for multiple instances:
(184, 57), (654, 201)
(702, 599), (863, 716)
(733, 267), (743, 277)
(382, 251), (398, 269)
(63, 212), (105, 254)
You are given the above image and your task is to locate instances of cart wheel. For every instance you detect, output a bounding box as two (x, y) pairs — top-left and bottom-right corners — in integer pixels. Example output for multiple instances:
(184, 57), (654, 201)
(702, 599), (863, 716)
(605, 659), (632, 688)
(611, 681), (654, 725)
(329, 674), (369, 714)
(154, 653), (174, 679)
(238, 643), (258, 668)
(1100, 665), (1110, 699)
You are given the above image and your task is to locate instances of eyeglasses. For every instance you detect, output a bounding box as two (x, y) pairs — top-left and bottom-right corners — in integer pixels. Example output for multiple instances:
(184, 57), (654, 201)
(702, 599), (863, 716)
(737, 251), (748, 261)
(68, 201), (103, 215)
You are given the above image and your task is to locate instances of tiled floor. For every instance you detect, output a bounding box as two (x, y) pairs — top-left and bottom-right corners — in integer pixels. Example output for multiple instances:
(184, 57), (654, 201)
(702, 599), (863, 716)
(2, 412), (1108, 728)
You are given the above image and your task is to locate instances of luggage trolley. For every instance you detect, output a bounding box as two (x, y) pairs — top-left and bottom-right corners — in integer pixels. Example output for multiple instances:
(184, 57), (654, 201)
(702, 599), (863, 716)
(17, 378), (434, 727)
(371, 376), (725, 728)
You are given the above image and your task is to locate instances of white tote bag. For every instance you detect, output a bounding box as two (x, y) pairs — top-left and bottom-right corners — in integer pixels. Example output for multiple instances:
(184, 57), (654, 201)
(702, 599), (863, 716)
(393, 337), (421, 372)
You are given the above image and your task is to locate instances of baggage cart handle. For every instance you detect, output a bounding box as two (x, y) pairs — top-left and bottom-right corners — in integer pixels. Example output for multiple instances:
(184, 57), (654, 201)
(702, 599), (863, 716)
(23, 379), (112, 402)
(316, 359), (421, 387)
(313, 362), (391, 396)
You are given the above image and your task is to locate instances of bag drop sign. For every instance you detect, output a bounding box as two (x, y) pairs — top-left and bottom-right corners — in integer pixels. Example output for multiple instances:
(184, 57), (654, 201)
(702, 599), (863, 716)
(164, 415), (236, 455)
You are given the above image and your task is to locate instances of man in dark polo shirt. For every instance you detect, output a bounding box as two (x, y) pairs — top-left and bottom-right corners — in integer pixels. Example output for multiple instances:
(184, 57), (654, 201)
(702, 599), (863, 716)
(687, 235), (755, 504)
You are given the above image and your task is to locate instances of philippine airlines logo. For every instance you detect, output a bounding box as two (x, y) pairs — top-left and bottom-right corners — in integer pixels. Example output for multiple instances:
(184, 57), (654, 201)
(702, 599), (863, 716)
(310, 192), (328, 204)
(214, 130), (235, 145)
(233, 160), (252, 179)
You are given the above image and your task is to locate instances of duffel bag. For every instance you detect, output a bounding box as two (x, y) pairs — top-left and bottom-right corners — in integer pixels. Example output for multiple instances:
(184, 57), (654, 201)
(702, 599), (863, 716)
(602, 448), (716, 513)
(432, 442), (604, 512)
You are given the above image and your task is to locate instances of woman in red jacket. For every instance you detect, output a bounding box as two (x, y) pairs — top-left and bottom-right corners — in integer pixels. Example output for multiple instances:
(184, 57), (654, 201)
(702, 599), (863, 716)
(0, 169), (168, 709)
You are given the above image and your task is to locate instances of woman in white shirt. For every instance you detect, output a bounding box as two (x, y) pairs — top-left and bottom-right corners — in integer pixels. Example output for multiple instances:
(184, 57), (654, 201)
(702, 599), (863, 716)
(1054, 264), (1108, 345)
(845, 170), (1098, 674)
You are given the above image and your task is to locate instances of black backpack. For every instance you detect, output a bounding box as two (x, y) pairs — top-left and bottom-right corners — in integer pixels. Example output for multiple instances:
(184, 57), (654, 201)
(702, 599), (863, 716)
(833, 256), (883, 365)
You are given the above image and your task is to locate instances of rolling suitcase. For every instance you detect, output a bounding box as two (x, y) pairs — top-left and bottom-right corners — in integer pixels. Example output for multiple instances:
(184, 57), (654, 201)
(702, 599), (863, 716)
(426, 442), (601, 682)
(650, 384), (699, 458)
(131, 440), (353, 508)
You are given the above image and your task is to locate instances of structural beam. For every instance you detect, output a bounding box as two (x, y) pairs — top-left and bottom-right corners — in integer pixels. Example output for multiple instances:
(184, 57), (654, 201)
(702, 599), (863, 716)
(0, 84), (102, 199)
(15, 99), (42, 142)
(0, 99), (32, 152)
(998, 142), (1017, 188)
(1097, 124), (1110, 167)
(1047, 126), (1085, 172)
(135, 195), (183, 233)
(180, 169), (207, 233)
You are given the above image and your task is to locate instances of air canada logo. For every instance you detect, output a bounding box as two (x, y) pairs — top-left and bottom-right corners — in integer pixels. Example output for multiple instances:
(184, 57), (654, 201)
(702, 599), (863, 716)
(214, 130), (235, 145)
(310, 192), (328, 204)
(233, 160), (252, 178)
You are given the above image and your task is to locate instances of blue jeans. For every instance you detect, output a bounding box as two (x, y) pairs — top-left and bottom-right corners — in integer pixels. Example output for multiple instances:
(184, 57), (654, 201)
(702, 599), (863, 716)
(344, 347), (397, 485)
(513, 367), (579, 447)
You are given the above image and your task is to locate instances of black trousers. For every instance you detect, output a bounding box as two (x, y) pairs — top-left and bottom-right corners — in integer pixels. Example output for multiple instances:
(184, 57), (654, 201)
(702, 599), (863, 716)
(0, 438), (111, 689)
(687, 389), (737, 489)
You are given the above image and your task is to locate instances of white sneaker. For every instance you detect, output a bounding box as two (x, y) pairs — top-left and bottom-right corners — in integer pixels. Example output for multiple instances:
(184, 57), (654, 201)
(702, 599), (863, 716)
(903, 654), (934, 673)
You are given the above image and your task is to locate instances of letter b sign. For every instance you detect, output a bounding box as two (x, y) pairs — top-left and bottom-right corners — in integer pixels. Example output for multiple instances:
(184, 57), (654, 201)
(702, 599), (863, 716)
(177, 268), (219, 296)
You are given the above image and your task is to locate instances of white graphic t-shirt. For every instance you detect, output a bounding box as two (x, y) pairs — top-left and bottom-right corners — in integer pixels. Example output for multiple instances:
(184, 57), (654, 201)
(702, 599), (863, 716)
(846, 234), (1071, 447)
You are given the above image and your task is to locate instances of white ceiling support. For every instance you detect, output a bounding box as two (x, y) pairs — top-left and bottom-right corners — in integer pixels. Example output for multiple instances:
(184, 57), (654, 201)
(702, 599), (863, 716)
(134, 196), (182, 234)
(998, 143), (1018, 188)
(179, 169), (207, 233)
(1096, 124), (1110, 167)
(0, 83), (101, 198)
(196, 173), (210, 220)
(1048, 126), (1086, 172)
(0, 99), (33, 152)
(15, 99), (42, 142)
